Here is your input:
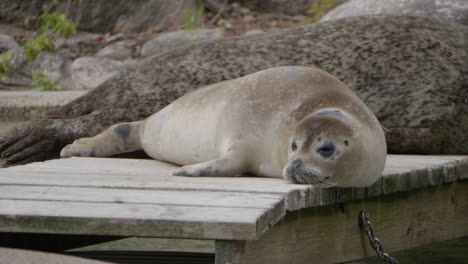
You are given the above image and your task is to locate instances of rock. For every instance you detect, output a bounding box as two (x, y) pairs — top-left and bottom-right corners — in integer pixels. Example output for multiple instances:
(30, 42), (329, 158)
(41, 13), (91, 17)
(96, 41), (133, 61)
(54, 32), (103, 49)
(0, 34), (19, 53)
(237, 0), (332, 15)
(242, 15), (256, 23)
(244, 29), (264, 35)
(53, 32), (105, 59)
(140, 28), (224, 57)
(321, 0), (468, 26)
(0, 24), (34, 41)
(0, 90), (86, 124)
(0, 47), (72, 90)
(0, 0), (199, 33)
(123, 58), (141, 65)
(71, 57), (127, 90)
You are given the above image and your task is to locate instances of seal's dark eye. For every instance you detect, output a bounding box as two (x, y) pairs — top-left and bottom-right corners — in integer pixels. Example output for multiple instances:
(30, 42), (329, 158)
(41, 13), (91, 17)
(344, 140), (349, 146)
(291, 141), (297, 152)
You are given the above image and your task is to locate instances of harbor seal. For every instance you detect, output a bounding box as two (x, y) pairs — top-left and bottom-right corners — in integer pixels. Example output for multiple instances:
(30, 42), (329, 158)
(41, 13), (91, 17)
(1, 15), (468, 166)
(60, 67), (387, 187)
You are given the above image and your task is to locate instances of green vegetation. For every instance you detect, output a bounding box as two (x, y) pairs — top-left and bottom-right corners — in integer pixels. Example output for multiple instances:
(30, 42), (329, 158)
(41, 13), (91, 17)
(0, 0), (76, 90)
(306, 0), (342, 22)
(183, 1), (205, 31)
(25, 11), (76, 62)
(30, 72), (62, 91)
(0, 51), (14, 77)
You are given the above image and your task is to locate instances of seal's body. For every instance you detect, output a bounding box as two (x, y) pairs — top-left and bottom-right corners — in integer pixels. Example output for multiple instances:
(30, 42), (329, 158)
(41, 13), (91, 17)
(61, 67), (386, 187)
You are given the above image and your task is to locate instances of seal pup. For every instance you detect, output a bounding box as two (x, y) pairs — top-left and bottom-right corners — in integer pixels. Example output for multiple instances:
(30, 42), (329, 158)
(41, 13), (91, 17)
(61, 66), (386, 187)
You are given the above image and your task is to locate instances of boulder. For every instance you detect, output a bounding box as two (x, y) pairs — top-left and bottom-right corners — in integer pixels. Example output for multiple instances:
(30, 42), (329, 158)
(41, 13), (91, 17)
(96, 41), (133, 61)
(0, 47), (72, 90)
(237, 0), (336, 15)
(321, 0), (468, 25)
(140, 28), (224, 57)
(244, 29), (265, 35)
(0, 0), (199, 33)
(71, 57), (127, 90)
(54, 32), (102, 49)
(0, 34), (19, 53)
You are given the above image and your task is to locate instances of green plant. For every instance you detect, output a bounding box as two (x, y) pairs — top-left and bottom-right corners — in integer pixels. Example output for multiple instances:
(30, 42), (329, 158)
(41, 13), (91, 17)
(14, 0), (76, 90)
(30, 72), (62, 91)
(0, 51), (14, 77)
(306, 0), (341, 22)
(183, 1), (205, 31)
(25, 11), (76, 62)
(24, 34), (55, 62)
(41, 12), (76, 39)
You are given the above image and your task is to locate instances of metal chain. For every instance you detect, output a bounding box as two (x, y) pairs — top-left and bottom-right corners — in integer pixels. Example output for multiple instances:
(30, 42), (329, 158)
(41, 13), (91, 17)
(358, 211), (399, 264)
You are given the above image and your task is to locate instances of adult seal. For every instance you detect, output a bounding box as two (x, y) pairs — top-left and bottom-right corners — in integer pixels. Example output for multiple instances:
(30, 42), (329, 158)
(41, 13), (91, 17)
(1, 15), (468, 167)
(61, 67), (387, 187)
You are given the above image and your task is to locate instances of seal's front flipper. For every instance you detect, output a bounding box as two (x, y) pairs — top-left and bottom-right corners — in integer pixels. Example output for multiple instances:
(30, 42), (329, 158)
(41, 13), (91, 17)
(60, 121), (144, 158)
(173, 140), (252, 177)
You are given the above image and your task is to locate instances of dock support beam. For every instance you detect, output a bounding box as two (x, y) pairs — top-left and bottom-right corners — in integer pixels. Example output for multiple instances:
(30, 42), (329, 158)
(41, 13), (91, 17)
(215, 181), (468, 264)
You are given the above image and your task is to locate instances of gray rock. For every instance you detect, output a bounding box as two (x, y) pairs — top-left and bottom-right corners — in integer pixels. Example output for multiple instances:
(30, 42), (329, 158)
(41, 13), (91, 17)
(321, 0), (468, 25)
(0, 24), (34, 40)
(96, 41), (132, 61)
(141, 28), (224, 57)
(244, 29), (265, 36)
(237, 0), (327, 15)
(0, 0), (199, 33)
(0, 34), (19, 52)
(54, 32), (103, 50)
(0, 90), (86, 123)
(71, 57), (127, 90)
(0, 47), (71, 90)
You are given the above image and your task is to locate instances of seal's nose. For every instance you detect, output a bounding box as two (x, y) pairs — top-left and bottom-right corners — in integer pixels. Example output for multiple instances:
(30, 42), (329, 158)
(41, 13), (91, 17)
(316, 141), (335, 158)
(290, 159), (303, 170)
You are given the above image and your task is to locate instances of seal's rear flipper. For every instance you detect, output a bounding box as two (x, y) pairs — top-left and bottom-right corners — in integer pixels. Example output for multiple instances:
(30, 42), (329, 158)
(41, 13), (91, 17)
(173, 140), (252, 177)
(60, 121), (144, 158)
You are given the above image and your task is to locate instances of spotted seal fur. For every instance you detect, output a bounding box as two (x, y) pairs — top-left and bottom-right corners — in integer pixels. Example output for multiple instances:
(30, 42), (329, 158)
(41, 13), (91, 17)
(1, 15), (468, 166)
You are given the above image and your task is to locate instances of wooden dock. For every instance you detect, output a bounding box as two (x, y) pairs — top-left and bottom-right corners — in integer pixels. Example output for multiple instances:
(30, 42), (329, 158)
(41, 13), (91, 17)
(0, 155), (467, 263)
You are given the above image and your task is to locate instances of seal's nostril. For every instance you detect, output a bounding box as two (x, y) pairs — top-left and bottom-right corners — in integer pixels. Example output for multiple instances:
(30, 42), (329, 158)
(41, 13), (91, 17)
(291, 159), (303, 169)
(317, 141), (335, 158)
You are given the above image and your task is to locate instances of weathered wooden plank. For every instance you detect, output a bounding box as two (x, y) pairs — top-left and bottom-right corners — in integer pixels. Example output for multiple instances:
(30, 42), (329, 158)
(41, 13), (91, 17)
(69, 237), (215, 253)
(0, 185), (281, 209)
(0, 247), (111, 264)
(0, 157), (310, 195)
(5, 157), (177, 175)
(0, 171), (308, 194)
(0, 199), (284, 240)
(215, 240), (245, 264)
(6, 155), (467, 176)
(1, 155), (467, 242)
(1, 155), (467, 211)
(220, 181), (468, 264)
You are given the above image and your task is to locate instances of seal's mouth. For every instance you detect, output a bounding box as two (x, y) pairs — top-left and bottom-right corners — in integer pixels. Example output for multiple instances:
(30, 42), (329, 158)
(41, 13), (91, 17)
(284, 159), (336, 187)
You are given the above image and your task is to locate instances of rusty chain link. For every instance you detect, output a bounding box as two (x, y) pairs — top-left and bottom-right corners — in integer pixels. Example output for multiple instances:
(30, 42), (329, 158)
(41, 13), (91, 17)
(359, 211), (399, 264)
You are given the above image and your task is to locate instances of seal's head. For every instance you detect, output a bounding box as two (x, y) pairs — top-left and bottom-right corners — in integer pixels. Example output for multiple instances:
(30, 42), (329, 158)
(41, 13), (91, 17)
(283, 108), (386, 187)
